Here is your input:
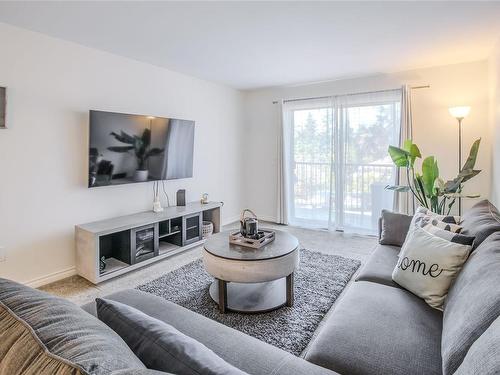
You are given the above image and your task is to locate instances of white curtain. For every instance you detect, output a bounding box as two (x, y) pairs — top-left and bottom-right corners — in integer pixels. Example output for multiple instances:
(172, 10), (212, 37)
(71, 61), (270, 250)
(278, 89), (401, 235)
(277, 100), (289, 224)
(394, 84), (414, 214)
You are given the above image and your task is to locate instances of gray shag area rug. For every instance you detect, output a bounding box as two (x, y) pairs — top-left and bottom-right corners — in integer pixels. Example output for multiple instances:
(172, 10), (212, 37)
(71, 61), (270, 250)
(137, 249), (360, 355)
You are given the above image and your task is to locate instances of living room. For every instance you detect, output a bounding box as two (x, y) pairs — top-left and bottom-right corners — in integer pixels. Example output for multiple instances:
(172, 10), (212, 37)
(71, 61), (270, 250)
(0, 2), (499, 375)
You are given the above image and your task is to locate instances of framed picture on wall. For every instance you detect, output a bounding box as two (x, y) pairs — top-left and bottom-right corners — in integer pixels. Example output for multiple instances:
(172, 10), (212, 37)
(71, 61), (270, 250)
(0, 86), (5, 129)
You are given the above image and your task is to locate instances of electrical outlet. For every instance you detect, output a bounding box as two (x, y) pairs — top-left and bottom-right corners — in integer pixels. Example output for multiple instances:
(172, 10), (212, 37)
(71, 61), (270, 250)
(0, 247), (6, 262)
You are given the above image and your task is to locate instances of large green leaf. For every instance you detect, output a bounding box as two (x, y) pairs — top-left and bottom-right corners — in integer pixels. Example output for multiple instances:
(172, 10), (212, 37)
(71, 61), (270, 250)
(415, 174), (429, 207)
(385, 185), (411, 192)
(461, 138), (481, 172)
(444, 169), (481, 193)
(421, 156), (439, 197)
(388, 146), (410, 167)
(403, 139), (422, 167)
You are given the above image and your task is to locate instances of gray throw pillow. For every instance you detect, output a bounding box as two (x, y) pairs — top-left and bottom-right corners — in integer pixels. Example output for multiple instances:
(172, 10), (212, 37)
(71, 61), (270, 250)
(379, 210), (413, 246)
(0, 278), (145, 375)
(392, 227), (472, 310)
(96, 298), (248, 375)
(459, 199), (500, 248)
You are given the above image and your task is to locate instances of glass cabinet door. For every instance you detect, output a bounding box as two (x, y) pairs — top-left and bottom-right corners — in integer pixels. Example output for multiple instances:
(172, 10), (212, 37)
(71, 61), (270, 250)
(131, 223), (159, 264)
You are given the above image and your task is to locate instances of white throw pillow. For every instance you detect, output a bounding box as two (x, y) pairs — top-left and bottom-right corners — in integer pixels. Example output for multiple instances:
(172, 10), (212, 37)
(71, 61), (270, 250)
(392, 227), (472, 310)
(402, 207), (462, 249)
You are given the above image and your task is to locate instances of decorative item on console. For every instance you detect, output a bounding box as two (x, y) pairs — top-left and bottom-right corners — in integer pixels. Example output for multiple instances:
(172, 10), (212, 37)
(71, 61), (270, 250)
(152, 181), (163, 213)
(202, 221), (214, 239)
(201, 193), (209, 204)
(177, 189), (186, 206)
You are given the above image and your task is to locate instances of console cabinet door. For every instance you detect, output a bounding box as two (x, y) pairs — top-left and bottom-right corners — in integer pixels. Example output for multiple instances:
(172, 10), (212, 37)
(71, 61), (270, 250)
(130, 223), (159, 264)
(183, 212), (202, 246)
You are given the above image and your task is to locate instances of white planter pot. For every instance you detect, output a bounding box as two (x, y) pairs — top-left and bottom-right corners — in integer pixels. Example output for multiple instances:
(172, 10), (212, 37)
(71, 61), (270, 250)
(134, 169), (149, 182)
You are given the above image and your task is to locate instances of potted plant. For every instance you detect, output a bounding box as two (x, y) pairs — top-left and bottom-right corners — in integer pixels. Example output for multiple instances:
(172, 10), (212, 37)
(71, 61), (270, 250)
(386, 138), (481, 215)
(107, 128), (164, 182)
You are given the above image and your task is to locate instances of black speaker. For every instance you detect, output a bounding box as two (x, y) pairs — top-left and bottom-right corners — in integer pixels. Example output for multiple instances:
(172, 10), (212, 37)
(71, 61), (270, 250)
(176, 189), (186, 206)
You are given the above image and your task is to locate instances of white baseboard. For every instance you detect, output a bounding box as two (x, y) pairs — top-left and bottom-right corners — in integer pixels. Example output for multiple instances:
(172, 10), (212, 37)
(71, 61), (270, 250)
(25, 266), (77, 288)
(222, 214), (278, 226)
(222, 215), (240, 226)
(258, 215), (278, 223)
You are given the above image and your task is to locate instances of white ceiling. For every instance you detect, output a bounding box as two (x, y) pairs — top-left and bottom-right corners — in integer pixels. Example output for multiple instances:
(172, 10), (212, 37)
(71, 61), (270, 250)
(1, 1), (500, 90)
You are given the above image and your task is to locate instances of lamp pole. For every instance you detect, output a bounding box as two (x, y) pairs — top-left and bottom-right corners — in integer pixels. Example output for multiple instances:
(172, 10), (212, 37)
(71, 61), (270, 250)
(458, 117), (462, 215)
(449, 106), (470, 216)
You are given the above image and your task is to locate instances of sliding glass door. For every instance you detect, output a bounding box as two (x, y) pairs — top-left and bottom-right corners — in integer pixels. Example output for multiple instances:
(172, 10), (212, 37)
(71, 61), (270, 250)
(284, 90), (401, 234)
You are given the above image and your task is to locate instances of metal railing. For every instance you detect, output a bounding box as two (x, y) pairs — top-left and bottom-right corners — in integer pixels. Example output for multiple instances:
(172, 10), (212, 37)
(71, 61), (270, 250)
(292, 161), (394, 230)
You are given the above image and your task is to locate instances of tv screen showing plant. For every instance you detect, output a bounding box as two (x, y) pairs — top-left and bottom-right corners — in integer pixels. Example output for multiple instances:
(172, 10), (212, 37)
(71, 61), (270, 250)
(88, 110), (195, 188)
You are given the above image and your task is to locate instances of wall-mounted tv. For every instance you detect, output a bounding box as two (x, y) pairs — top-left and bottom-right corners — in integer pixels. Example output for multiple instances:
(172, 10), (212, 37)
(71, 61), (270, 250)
(88, 110), (195, 188)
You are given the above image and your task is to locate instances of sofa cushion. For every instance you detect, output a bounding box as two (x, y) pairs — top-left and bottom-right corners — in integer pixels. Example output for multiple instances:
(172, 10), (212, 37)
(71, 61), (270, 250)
(379, 210), (413, 246)
(460, 199), (500, 248)
(454, 316), (500, 375)
(392, 227), (472, 310)
(82, 289), (337, 375)
(96, 298), (247, 375)
(0, 303), (84, 375)
(0, 278), (145, 375)
(304, 281), (442, 375)
(441, 232), (500, 374)
(355, 244), (401, 288)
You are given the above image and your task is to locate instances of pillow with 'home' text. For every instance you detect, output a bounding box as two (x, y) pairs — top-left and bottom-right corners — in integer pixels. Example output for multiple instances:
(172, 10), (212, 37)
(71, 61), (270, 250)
(392, 226), (472, 310)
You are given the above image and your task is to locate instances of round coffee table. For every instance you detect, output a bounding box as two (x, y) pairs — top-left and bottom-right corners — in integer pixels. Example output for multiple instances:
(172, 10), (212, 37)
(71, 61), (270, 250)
(203, 229), (299, 313)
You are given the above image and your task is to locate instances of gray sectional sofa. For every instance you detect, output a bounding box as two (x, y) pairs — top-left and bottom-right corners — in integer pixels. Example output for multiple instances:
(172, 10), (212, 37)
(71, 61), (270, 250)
(1, 200), (499, 374)
(303, 199), (500, 375)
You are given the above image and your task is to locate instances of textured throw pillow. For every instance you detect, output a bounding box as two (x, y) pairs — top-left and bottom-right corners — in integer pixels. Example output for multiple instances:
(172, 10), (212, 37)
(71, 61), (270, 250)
(379, 210), (413, 246)
(96, 298), (248, 375)
(0, 278), (145, 375)
(392, 227), (472, 310)
(413, 206), (462, 233)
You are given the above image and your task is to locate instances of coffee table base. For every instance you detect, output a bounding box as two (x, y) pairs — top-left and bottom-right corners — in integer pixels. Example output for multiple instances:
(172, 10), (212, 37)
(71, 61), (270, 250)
(209, 273), (294, 314)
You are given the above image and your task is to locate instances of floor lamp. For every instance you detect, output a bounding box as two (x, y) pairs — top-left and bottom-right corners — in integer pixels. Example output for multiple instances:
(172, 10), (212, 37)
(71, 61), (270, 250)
(448, 106), (471, 215)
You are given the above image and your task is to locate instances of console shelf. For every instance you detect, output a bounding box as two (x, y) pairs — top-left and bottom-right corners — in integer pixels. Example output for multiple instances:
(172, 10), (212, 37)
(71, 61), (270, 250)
(76, 201), (222, 284)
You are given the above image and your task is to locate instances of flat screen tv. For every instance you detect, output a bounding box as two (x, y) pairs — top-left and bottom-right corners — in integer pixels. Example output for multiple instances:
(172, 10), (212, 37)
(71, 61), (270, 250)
(88, 110), (195, 187)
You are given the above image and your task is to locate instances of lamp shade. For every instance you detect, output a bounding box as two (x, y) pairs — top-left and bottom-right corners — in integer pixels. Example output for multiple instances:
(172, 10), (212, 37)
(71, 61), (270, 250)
(449, 106), (471, 119)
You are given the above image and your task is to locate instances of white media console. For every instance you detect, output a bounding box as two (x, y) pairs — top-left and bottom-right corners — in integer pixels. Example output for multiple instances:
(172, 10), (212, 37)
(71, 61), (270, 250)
(75, 201), (222, 284)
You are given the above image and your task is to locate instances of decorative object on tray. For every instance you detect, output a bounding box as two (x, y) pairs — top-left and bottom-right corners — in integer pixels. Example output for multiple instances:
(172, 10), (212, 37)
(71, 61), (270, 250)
(202, 221), (214, 239)
(240, 209), (259, 237)
(201, 193), (209, 204)
(229, 229), (275, 248)
(386, 138), (481, 215)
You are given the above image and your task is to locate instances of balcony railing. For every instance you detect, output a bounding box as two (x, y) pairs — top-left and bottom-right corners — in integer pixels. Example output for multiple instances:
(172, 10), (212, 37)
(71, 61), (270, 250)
(292, 161), (395, 232)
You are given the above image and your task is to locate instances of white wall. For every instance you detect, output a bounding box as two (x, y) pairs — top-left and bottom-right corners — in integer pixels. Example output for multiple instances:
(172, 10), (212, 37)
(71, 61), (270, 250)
(0, 23), (245, 285)
(243, 61), (491, 221)
(489, 41), (500, 207)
